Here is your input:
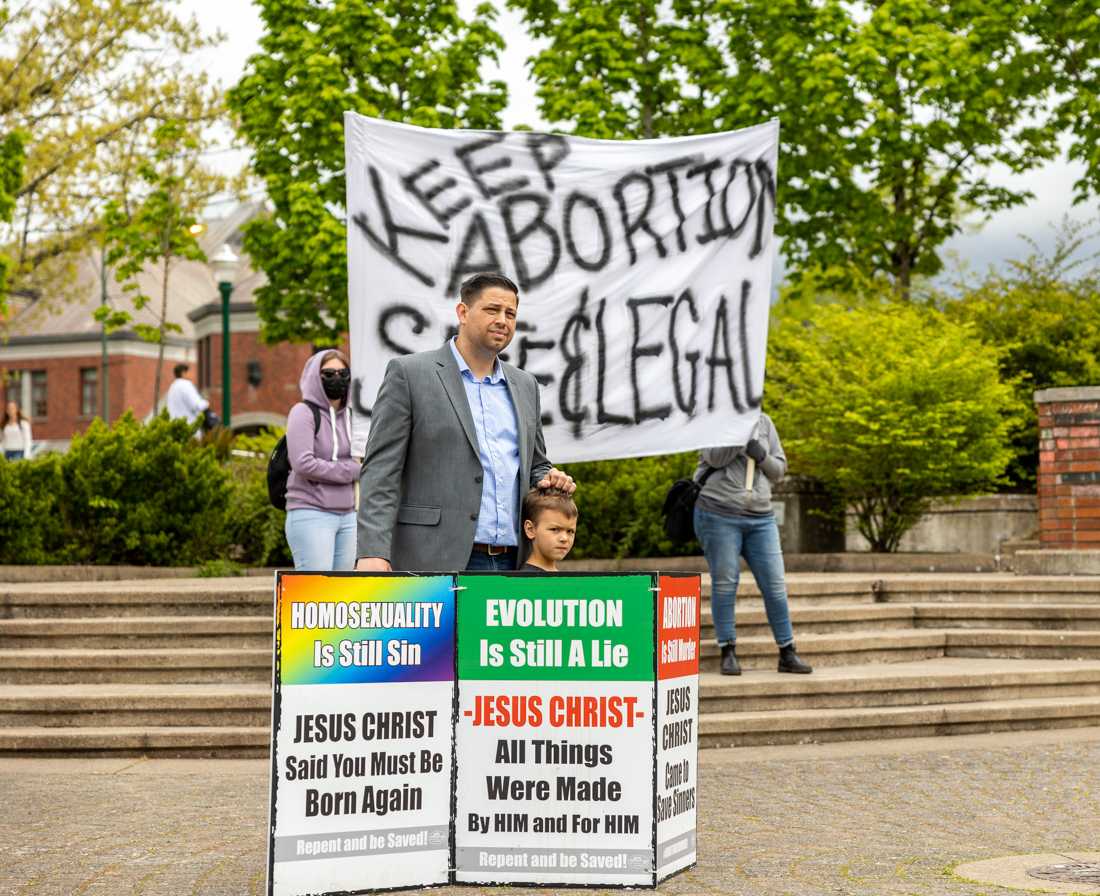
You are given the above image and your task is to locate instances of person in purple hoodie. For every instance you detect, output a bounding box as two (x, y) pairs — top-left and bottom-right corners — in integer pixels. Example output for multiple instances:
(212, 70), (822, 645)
(284, 349), (360, 570)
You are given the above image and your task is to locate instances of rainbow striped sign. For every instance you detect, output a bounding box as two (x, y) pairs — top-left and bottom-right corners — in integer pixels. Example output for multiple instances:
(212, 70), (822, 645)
(276, 573), (455, 685)
(269, 573), (456, 896)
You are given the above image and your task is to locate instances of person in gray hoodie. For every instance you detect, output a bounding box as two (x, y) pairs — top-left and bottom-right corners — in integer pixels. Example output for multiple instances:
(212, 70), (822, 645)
(284, 349), (359, 570)
(692, 412), (812, 676)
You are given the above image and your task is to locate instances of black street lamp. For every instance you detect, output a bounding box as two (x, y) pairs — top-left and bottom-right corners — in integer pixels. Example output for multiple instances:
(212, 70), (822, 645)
(211, 243), (239, 428)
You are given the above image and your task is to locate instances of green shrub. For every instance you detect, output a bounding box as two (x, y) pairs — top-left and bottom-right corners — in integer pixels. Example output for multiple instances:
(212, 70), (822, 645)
(58, 412), (231, 565)
(224, 430), (292, 567)
(196, 558), (246, 577)
(0, 453), (65, 564)
(939, 224), (1100, 489)
(567, 453), (698, 559)
(768, 300), (1018, 551)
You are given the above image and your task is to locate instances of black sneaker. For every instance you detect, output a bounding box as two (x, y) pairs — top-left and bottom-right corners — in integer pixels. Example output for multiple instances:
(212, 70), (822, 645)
(720, 643), (741, 676)
(778, 643), (812, 674)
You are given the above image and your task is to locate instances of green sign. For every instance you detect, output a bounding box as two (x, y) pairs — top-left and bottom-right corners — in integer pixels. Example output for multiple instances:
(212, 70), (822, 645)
(456, 574), (654, 681)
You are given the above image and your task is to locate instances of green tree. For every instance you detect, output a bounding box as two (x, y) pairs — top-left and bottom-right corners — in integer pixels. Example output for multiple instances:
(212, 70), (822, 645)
(97, 122), (225, 411)
(0, 129), (24, 299)
(228, 0), (508, 345)
(767, 300), (1017, 551)
(940, 220), (1100, 489)
(510, 0), (716, 139)
(515, 0), (1100, 297)
(0, 0), (222, 314)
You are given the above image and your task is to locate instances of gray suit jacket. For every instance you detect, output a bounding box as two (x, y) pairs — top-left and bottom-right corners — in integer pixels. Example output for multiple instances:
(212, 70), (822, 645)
(357, 343), (553, 571)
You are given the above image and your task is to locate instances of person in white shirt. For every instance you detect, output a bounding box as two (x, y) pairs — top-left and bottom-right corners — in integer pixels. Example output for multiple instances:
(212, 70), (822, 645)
(2, 401), (33, 460)
(164, 364), (209, 423)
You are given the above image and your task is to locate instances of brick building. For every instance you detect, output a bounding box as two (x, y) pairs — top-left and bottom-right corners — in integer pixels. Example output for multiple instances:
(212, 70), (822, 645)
(0, 204), (313, 452)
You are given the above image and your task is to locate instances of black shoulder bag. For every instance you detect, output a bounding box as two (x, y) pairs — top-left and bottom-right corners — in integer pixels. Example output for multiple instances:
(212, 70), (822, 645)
(661, 466), (718, 543)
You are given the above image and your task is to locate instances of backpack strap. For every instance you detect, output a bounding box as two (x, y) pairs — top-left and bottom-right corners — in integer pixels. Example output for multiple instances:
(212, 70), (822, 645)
(696, 465), (718, 488)
(302, 400), (323, 434)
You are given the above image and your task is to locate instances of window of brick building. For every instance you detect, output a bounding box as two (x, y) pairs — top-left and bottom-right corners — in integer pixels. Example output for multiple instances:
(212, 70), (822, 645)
(30, 370), (47, 419)
(3, 372), (20, 407)
(80, 367), (98, 417)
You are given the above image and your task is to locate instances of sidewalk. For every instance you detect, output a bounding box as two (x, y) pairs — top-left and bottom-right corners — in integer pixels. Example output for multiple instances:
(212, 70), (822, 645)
(4, 728), (1100, 895)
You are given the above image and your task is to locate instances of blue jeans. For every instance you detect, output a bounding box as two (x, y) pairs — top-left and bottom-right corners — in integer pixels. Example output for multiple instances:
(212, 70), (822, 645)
(465, 547), (517, 571)
(693, 507), (794, 648)
(285, 509), (357, 571)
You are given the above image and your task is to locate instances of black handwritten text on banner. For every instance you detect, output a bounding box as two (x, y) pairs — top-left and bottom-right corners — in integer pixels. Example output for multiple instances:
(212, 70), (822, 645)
(345, 115), (780, 462)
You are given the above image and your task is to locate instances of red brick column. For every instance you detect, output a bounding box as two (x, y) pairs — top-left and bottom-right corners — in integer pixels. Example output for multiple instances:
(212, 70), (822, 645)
(1036, 386), (1100, 548)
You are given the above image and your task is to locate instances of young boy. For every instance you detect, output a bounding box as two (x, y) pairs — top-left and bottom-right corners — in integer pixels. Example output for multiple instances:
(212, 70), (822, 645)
(520, 487), (578, 571)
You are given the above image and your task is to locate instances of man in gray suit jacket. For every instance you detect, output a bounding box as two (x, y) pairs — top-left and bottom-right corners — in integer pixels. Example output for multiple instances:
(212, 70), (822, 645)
(356, 272), (575, 572)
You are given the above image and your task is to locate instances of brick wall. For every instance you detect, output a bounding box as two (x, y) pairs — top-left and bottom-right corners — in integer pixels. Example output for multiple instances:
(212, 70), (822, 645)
(3, 331), (333, 445)
(2, 353), (183, 441)
(1036, 386), (1100, 548)
(201, 331), (313, 422)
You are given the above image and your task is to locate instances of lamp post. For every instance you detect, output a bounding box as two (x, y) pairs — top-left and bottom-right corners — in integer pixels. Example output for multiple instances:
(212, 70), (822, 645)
(211, 243), (239, 428)
(100, 248), (110, 421)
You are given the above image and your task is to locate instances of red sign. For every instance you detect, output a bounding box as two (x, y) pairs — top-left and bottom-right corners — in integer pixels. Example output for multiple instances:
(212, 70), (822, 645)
(657, 574), (700, 680)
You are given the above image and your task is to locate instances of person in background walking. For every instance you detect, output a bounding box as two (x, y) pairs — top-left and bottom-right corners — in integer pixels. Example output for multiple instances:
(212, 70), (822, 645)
(164, 363), (209, 423)
(2, 401), (33, 460)
(284, 349), (359, 570)
(693, 412), (812, 676)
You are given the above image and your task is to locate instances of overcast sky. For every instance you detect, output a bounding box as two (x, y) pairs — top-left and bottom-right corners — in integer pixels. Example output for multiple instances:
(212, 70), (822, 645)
(182, 0), (1097, 284)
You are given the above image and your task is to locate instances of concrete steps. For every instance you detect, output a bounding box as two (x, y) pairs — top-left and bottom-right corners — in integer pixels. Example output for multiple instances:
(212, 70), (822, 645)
(699, 628), (1100, 669)
(701, 629), (946, 667)
(0, 683), (270, 727)
(0, 724), (268, 757)
(913, 603), (1100, 630)
(2, 573), (1100, 754)
(0, 647), (271, 684)
(702, 573), (1100, 606)
(866, 574), (1100, 605)
(0, 616), (272, 649)
(699, 695), (1100, 748)
(0, 578), (273, 618)
(698, 658), (1100, 713)
(706, 603), (914, 640)
(945, 629), (1100, 660)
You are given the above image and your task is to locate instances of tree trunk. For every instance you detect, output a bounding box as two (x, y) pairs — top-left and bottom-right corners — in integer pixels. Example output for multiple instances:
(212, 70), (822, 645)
(891, 177), (913, 301)
(637, 5), (654, 139)
(152, 256), (170, 414)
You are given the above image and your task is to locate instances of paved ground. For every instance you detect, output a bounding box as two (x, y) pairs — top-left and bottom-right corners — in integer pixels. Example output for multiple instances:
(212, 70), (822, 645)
(4, 728), (1100, 896)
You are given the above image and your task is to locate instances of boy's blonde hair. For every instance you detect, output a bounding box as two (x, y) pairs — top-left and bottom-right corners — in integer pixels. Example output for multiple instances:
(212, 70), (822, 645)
(522, 487), (578, 526)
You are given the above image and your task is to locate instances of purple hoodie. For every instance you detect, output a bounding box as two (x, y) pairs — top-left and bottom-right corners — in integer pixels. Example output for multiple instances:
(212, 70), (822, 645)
(285, 351), (359, 513)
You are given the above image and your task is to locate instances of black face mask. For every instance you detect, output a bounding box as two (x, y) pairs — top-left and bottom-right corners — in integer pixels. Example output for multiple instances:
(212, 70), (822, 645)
(320, 368), (351, 400)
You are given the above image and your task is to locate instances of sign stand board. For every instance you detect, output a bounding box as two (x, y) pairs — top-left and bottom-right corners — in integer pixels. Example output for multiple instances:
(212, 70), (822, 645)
(267, 571), (699, 895)
(268, 573), (456, 894)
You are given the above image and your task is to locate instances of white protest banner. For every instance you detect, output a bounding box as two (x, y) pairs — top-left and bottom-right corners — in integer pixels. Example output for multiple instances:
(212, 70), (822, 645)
(345, 114), (779, 462)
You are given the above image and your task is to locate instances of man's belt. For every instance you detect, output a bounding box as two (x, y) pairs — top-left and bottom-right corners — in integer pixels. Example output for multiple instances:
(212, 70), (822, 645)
(471, 543), (515, 556)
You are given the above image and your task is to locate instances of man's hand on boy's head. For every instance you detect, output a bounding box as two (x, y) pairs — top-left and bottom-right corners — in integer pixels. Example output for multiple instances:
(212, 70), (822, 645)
(538, 467), (576, 494)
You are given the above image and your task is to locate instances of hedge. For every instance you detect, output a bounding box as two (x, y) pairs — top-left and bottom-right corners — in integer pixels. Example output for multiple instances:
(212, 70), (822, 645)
(0, 412), (703, 565)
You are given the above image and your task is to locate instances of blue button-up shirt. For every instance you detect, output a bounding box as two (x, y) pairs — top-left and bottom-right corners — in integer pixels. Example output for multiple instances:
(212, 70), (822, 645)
(449, 338), (521, 546)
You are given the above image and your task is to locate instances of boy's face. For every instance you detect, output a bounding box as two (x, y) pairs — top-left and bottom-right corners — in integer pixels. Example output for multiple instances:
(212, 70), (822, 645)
(524, 508), (577, 563)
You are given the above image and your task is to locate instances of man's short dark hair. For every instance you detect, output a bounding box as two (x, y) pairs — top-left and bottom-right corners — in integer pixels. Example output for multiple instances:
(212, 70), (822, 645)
(459, 272), (519, 307)
(173, 363), (189, 378)
(523, 487), (578, 526)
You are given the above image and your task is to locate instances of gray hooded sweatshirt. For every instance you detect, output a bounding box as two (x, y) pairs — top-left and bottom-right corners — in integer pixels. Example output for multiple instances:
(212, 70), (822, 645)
(285, 351), (359, 513)
(694, 412), (787, 517)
